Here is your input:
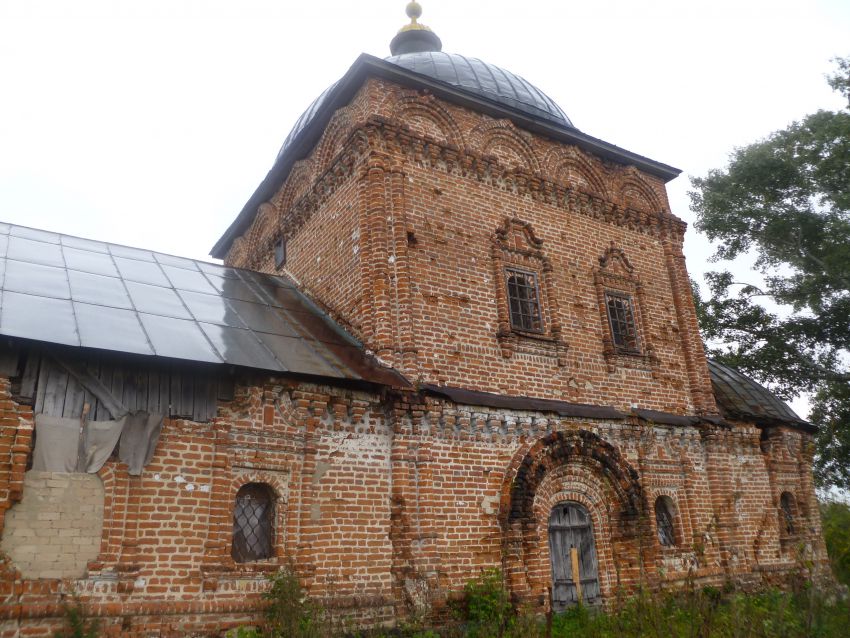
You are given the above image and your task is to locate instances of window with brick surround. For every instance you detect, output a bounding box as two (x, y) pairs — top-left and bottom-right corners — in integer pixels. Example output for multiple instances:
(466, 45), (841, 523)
(654, 496), (677, 547)
(506, 268), (543, 333)
(605, 292), (639, 353)
(491, 218), (568, 364)
(780, 492), (797, 536)
(274, 238), (287, 268)
(232, 483), (275, 562)
(594, 243), (654, 366)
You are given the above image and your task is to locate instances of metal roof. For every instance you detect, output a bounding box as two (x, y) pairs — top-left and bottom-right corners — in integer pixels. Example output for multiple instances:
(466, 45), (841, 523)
(0, 222), (408, 388)
(707, 359), (814, 431)
(276, 52), (572, 161)
(386, 52), (573, 128)
(422, 384), (625, 419)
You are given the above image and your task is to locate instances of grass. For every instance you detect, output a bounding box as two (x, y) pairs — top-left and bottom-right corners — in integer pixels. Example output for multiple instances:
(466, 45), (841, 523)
(228, 568), (849, 638)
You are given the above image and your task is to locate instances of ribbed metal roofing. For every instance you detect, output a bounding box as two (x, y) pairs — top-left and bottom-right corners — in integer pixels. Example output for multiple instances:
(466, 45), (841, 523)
(276, 51), (572, 160)
(707, 359), (810, 428)
(385, 52), (572, 127)
(0, 222), (407, 388)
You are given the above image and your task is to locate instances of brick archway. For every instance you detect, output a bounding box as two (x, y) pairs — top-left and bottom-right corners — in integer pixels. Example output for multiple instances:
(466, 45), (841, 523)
(499, 429), (647, 607)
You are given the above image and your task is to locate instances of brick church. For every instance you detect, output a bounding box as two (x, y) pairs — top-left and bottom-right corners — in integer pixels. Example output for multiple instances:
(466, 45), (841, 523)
(0, 3), (829, 635)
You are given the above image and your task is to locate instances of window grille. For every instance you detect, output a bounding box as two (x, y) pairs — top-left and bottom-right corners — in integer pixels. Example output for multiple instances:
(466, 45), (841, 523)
(655, 497), (677, 547)
(232, 483), (275, 562)
(605, 292), (639, 352)
(780, 492), (796, 535)
(274, 238), (287, 268)
(506, 269), (543, 332)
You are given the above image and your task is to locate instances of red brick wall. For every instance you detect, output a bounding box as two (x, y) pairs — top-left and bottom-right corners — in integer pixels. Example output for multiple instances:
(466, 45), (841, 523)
(225, 77), (716, 416)
(0, 373), (830, 636)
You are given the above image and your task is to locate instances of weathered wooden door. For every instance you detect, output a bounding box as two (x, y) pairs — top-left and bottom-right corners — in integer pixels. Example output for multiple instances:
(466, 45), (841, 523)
(548, 502), (600, 609)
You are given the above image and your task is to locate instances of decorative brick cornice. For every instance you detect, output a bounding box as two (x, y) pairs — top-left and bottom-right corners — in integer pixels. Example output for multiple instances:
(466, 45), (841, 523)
(232, 117), (688, 264)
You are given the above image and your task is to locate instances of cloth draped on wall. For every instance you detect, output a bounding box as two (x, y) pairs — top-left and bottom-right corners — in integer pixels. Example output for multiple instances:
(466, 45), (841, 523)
(32, 411), (164, 475)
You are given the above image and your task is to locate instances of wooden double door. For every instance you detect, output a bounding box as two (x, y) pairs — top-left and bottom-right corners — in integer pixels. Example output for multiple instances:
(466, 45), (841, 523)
(548, 502), (600, 609)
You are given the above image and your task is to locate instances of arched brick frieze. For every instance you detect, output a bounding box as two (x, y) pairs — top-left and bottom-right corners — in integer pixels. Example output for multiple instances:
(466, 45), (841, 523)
(391, 94), (464, 149)
(276, 159), (315, 214)
(470, 119), (541, 173)
(314, 107), (354, 175)
(499, 429), (646, 607)
(616, 169), (664, 213)
(543, 147), (609, 199)
(239, 203), (281, 270)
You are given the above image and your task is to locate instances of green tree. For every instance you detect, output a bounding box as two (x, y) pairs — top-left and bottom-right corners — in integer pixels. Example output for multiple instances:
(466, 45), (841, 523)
(820, 500), (850, 586)
(689, 56), (850, 490)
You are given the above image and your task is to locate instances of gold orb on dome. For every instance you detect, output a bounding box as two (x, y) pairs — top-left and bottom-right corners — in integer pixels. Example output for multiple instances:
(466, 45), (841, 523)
(406, 2), (423, 22)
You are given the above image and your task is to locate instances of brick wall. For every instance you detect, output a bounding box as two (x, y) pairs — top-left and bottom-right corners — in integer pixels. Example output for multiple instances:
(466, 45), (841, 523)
(225, 78), (716, 417)
(0, 71), (829, 637)
(0, 373), (831, 637)
(0, 472), (103, 579)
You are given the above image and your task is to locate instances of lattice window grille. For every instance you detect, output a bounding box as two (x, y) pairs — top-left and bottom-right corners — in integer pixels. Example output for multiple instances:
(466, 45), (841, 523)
(780, 492), (796, 535)
(506, 268), (543, 332)
(232, 483), (275, 563)
(605, 292), (639, 352)
(655, 497), (677, 547)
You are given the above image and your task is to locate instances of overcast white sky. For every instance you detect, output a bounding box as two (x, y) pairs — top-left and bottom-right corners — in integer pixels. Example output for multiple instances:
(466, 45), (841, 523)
(1, 0), (848, 413)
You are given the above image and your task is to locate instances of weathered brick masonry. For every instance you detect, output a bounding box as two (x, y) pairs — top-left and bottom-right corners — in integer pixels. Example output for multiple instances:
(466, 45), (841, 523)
(0, 372), (828, 635)
(0, 10), (831, 635)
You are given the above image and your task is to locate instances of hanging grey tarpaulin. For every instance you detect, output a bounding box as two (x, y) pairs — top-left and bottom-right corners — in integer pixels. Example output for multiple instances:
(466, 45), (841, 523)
(32, 411), (164, 475)
(32, 356), (165, 475)
(118, 411), (164, 476)
(32, 414), (125, 473)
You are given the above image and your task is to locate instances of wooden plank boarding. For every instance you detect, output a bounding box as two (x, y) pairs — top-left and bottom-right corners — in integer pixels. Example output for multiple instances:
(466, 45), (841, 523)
(570, 546), (582, 604)
(18, 353), (41, 402)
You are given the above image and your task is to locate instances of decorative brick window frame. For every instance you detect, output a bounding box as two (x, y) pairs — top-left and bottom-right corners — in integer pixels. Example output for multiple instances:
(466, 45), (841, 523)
(201, 472), (288, 590)
(653, 494), (681, 548)
(778, 490), (801, 543)
(593, 243), (655, 370)
(491, 218), (567, 365)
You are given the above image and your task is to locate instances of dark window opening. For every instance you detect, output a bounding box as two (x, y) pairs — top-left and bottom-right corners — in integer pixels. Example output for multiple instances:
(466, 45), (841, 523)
(506, 268), (543, 332)
(232, 483), (275, 562)
(655, 496), (677, 547)
(780, 492), (796, 535)
(274, 238), (287, 268)
(605, 292), (639, 352)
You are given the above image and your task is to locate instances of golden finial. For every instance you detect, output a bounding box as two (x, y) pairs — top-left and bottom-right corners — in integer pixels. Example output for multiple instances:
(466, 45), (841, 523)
(399, 1), (432, 33)
(389, 0), (442, 55)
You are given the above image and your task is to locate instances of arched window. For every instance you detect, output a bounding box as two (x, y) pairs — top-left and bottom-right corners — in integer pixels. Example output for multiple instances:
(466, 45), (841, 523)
(654, 496), (677, 547)
(780, 492), (797, 536)
(232, 483), (275, 563)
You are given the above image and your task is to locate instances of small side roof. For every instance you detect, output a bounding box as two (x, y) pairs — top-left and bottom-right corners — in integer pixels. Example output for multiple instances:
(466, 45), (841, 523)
(707, 359), (815, 432)
(0, 221), (408, 388)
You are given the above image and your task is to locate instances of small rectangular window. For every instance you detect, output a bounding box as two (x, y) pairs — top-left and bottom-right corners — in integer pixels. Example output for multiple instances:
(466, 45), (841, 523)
(605, 292), (639, 352)
(506, 268), (543, 332)
(274, 238), (287, 268)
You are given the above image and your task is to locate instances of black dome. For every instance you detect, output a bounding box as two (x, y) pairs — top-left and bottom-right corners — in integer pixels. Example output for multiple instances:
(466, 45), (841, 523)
(276, 51), (573, 160)
(386, 52), (572, 128)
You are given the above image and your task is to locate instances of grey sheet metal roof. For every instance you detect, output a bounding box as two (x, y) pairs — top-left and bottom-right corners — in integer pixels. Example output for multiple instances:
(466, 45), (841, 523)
(276, 52), (572, 161)
(0, 222), (408, 388)
(422, 384), (625, 419)
(386, 52), (573, 127)
(707, 359), (814, 431)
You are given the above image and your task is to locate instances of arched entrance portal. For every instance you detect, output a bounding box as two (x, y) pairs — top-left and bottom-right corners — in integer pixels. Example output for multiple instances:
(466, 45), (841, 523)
(499, 430), (646, 608)
(548, 502), (600, 608)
